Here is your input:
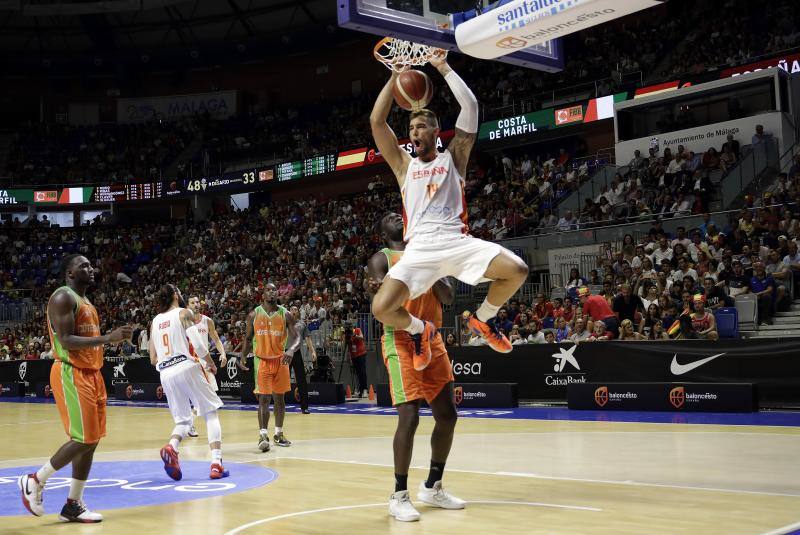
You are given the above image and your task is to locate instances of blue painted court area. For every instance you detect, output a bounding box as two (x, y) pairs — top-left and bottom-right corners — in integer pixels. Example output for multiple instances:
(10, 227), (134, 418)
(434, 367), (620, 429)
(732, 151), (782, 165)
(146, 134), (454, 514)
(4, 396), (800, 427)
(0, 461), (277, 516)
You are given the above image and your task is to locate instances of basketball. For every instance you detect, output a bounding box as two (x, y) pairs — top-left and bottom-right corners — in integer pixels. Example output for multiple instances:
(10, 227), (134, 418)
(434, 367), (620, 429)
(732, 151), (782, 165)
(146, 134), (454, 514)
(392, 69), (433, 111)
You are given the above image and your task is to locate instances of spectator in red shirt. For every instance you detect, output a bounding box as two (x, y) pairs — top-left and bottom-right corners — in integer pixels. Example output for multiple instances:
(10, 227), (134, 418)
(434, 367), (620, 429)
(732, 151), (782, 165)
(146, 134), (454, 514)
(577, 286), (619, 338)
(345, 321), (368, 398)
(562, 297), (576, 324)
(533, 293), (554, 321)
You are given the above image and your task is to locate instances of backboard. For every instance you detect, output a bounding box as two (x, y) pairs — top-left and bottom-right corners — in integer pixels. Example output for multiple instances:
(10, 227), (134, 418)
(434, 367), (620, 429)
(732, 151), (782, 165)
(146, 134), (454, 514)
(337, 0), (564, 72)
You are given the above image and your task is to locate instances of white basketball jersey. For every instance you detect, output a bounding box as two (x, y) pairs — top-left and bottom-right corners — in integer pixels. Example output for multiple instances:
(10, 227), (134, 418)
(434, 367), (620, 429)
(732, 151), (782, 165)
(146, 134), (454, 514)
(151, 308), (194, 371)
(195, 314), (211, 347)
(401, 149), (468, 241)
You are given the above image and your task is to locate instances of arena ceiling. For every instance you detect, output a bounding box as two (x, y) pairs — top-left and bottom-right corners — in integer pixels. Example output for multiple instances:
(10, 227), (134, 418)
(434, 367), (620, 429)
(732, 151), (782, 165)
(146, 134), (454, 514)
(0, 0), (338, 55)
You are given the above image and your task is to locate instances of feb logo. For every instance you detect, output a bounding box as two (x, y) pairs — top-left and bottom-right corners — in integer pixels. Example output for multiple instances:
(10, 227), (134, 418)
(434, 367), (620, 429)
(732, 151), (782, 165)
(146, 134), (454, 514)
(496, 36), (527, 49)
(669, 386), (685, 409)
(18, 362), (27, 381)
(454, 386), (463, 406)
(156, 385), (164, 400)
(594, 386), (609, 408)
(126, 384), (133, 399)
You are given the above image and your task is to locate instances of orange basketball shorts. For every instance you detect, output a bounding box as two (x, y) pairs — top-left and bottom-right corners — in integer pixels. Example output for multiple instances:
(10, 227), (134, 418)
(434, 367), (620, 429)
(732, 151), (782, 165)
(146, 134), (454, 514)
(253, 357), (291, 395)
(50, 361), (107, 444)
(382, 329), (454, 406)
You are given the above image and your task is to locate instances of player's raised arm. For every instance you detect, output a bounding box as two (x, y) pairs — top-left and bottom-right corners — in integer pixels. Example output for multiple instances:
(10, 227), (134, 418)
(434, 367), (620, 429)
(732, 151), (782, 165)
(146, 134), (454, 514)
(370, 72), (412, 186)
(430, 53), (477, 178)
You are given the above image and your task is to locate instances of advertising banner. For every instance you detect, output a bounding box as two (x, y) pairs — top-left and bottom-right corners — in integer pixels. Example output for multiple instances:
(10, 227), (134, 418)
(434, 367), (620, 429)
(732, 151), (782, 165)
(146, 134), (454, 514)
(449, 338), (800, 405)
(455, 0), (661, 60)
(0, 382), (24, 397)
(240, 382), (346, 405)
(567, 382), (756, 411)
(375, 383), (518, 408)
(113, 382), (166, 401)
(117, 90), (238, 123)
(720, 51), (800, 79)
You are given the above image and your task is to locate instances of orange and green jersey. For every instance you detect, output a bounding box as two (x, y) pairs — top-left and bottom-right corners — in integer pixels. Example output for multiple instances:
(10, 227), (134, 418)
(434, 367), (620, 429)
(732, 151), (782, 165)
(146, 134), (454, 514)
(252, 304), (287, 359)
(47, 286), (103, 370)
(382, 248), (442, 329)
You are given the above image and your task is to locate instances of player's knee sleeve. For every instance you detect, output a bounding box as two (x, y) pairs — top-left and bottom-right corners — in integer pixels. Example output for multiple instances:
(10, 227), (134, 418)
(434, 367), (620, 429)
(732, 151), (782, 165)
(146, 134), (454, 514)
(205, 410), (222, 444)
(172, 421), (192, 439)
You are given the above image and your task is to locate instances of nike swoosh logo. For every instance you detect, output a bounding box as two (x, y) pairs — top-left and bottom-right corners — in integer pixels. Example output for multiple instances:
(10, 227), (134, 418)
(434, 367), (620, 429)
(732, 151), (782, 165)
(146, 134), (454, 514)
(670, 353), (726, 375)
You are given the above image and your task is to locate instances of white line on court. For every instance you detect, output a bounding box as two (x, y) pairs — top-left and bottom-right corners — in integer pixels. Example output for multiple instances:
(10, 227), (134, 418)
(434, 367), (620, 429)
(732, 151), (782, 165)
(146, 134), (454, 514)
(223, 500), (603, 535)
(761, 520), (800, 535)
(247, 455), (800, 499)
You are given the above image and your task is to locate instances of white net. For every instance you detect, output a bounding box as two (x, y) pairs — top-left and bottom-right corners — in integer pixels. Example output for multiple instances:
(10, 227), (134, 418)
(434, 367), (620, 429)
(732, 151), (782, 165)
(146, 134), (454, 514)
(373, 37), (447, 72)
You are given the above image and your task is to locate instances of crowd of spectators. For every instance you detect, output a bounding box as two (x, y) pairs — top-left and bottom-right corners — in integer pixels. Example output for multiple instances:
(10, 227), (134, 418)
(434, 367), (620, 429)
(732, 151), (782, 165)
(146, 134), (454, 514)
(6, 120), (198, 185)
(459, 186), (800, 346)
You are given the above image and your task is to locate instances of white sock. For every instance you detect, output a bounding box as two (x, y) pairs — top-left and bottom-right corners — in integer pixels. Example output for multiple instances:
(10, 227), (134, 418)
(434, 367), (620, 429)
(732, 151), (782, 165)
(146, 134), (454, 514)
(260, 428), (268, 436)
(68, 479), (86, 502)
(169, 437), (180, 450)
(403, 316), (424, 335)
(476, 300), (501, 323)
(211, 449), (222, 462)
(35, 461), (56, 484)
(275, 426), (282, 435)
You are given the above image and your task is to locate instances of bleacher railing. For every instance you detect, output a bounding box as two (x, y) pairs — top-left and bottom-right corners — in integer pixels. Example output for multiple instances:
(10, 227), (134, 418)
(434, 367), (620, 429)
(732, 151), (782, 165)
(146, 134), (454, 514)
(719, 139), (780, 208)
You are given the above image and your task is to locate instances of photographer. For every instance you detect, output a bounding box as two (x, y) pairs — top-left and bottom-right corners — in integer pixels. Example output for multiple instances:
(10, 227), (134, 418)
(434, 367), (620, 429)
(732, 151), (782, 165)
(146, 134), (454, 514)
(345, 320), (368, 398)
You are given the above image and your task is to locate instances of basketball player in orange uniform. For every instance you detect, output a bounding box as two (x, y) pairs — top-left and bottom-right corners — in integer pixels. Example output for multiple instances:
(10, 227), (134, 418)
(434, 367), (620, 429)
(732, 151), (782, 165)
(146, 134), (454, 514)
(370, 51), (529, 364)
(368, 213), (464, 522)
(19, 254), (131, 523)
(240, 283), (301, 452)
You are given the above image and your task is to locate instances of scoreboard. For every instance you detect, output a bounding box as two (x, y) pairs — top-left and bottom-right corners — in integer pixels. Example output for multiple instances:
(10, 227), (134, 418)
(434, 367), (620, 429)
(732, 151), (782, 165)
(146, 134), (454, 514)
(277, 153), (337, 182)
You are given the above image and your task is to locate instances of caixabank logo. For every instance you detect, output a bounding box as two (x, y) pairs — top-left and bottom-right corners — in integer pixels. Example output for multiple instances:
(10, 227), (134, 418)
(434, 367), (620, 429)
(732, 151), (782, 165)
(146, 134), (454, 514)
(0, 461), (277, 516)
(546, 344), (586, 386)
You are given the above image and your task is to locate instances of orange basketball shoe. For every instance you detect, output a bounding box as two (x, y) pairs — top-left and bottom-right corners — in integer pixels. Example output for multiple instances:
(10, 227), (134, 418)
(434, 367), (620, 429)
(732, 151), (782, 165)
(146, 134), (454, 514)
(160, 444), (182, 481)
(467, 313), (512, 353)
(210, 463), (229, 479)
(410, 321), (436, 371)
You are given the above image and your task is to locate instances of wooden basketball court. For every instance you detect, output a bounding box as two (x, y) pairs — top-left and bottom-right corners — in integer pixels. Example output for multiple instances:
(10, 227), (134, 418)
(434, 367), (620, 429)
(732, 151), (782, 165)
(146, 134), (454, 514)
(1, 399), (799, 534)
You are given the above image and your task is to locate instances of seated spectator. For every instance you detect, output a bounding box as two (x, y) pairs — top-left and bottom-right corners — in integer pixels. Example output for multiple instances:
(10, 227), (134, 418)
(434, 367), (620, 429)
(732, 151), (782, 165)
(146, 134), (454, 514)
(690, 294), (718, 340)
(765, 249), (792, 311)
(562, 297), (576, 324)
(726, 260), (750, 297)
(533, 293), (554, 322)
(638, 303), (661, 338)
(667, 309), (696, 340)
(587, 320), (612, 341)
(618, 319), (647, 340)
(526, 320), (546, 344)
(544, 331), (556, 343)
(650, 319), (670, 340)
(489, 307), (514, 336)
(445, 333), (458, 347)
(750, 261), (775, 326)
(509, 325), (526, 345)
(0, 345), (10, 361)
(554, 317), (571, 342)
(784, 240), (800, 299)
(701, 276), (731, 310)
(569, 317), (591, 342)
(556, 210), (578, 231)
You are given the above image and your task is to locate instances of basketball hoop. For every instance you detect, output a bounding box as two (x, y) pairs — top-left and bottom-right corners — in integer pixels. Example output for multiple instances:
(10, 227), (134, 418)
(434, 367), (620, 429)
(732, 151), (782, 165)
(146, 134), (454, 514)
(373, 37), (446, 72)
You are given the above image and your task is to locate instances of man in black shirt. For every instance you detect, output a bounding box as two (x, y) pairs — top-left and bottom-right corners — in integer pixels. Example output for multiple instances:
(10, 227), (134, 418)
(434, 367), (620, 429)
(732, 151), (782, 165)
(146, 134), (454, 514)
(726, 261), (751, 298)
(612, 283), (640, 324)
(702, 276), (731, 309)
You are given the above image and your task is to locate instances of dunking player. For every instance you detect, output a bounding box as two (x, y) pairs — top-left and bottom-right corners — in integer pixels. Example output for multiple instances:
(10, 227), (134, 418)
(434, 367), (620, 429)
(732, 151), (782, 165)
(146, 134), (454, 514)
(150, 284), (228, 480)
(19, 254), (132, 523)
(240, 283), (301, 452)
(370, 52), (528, 366)
(186, 296), (227, 436)
(368, 212), (463, 522)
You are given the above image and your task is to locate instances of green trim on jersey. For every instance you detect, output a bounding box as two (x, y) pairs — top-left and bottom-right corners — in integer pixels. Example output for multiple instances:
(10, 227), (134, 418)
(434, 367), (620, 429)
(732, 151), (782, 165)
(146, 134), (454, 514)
(382, 332), (407, 405)
(48, 286), (83, 365)
(61, 363), (85, 443)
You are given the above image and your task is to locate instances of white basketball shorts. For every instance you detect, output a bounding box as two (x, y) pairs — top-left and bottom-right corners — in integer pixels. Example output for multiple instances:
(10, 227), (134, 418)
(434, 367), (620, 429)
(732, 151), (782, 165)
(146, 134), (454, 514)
(160, 362), (223, 424)
(387, 233), (505, 300)
(200, 358), (219, 392)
